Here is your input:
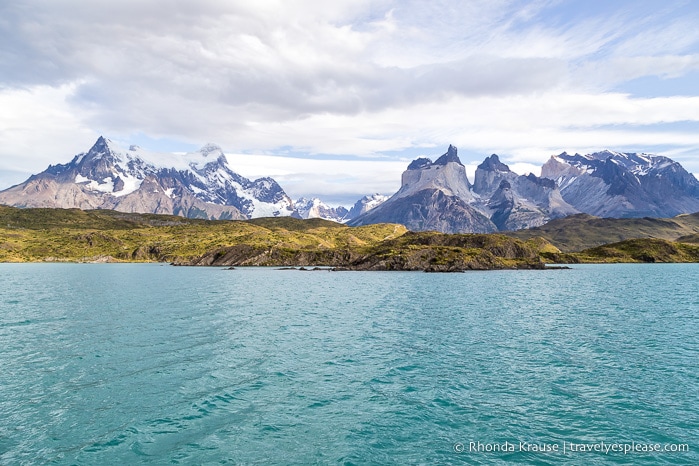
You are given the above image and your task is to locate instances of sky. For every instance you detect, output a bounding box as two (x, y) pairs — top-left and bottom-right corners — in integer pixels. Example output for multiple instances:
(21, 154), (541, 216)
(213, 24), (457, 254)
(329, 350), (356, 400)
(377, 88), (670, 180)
(2, 0), (699, 206)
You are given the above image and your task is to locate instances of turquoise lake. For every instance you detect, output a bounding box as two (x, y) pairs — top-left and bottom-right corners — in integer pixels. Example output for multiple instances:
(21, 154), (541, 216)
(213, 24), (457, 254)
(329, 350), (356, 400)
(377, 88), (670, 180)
(0, 263), (697, 465)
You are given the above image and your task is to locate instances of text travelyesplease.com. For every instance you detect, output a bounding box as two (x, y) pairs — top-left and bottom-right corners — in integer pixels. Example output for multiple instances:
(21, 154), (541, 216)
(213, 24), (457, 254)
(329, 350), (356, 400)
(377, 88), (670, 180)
(454, 441), (689, 455)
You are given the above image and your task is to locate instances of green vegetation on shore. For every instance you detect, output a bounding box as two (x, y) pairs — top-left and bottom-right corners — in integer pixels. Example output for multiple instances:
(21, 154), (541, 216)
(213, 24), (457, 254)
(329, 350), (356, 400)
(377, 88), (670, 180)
(1, 206), (698, 268)
(545, 238), (699, 263)
(0, 206), (406, 263)
(505, 213), (699, 252)
(0, 206), (549, 270)
(189, 230), (550, 270)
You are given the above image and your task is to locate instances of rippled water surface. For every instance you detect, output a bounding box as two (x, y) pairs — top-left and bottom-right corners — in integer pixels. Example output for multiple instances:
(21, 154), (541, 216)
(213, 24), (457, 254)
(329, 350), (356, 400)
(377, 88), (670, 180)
(0, 263), (697, 464)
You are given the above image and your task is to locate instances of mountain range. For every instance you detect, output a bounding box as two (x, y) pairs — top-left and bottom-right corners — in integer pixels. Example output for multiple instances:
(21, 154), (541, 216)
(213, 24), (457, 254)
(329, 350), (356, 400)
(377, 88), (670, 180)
(0, 137), (289, 220)
(1, 137), (698, 232)
(294, 193), (389, 223)
(348, 145), (579, 232)
(349, 145), (699, 232)
(0, 137), (388, 222)
(542, 150), (699, 217)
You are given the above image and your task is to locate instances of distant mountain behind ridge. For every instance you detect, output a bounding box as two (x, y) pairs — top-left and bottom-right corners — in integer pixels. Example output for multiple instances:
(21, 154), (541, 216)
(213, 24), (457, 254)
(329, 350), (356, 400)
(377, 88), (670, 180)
(1, 138), (698, 232)
(293, 194), (389, 223)
(542, 150), (699, 217)
(294, 197), (349, 222)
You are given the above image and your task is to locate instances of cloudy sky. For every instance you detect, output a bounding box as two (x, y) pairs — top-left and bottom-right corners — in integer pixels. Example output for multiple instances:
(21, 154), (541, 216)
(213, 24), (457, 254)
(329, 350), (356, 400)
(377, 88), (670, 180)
(2, 0), (699, 205)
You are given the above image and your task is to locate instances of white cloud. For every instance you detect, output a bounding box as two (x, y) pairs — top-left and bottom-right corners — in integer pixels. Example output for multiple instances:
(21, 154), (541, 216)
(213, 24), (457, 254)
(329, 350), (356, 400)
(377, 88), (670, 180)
(1, 0), (699, 196)
(0, 83), (98, 173)
(222, 153), (406, 204)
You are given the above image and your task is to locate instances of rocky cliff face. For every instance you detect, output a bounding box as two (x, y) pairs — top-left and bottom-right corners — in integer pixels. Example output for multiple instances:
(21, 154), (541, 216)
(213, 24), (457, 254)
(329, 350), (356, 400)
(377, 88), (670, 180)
(185, 230), (549, 271)
(542, 150), (699, 217)
(473, 154), (578, 230)
(349, 145), (498, 233)
(0, 137), (295, 220)
(350, 147), (576, 233)
(397, 145), (476, 202)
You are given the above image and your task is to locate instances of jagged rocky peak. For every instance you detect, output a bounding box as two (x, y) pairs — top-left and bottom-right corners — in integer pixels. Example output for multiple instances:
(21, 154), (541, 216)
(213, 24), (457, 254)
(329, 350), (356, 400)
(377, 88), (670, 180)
(474, 153), (517, 197)
(406, 145), (463, 170)
(434, 145), (462, 165)
(407, 158), (432, 170)
(91, 135), (111, 152)
(399, 145), (473, 199)
(83, 136), (120, 161)
(478, 154), (510, 172)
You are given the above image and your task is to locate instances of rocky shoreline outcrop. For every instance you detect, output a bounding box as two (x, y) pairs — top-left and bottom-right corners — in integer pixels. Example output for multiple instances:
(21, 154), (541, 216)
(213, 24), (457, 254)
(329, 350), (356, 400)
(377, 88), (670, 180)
(175, 232), (551, 271)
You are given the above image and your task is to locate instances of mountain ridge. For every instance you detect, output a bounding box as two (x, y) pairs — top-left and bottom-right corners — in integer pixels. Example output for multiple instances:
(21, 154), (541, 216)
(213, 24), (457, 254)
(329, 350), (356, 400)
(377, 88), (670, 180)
(0, 137), (296, 220)
(350, 145), (578, 232)
(542, 150), (699, 217)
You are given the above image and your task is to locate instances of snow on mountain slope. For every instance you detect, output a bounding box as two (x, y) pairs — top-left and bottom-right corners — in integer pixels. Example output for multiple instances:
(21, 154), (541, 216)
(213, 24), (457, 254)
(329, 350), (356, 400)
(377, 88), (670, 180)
(294, 197), (349, 222)
(346, 194), (389, 219)
(542, 150), (699, 217)
(0, 137), (294, 219)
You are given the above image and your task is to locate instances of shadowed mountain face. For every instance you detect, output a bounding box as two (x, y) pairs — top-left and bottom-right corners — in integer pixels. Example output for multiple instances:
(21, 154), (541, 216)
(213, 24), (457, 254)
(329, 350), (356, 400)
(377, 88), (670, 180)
(542, 150), (699, 218)
(352, 146), (699, 233)
(473, 154), (578, 230)
(349, 188), (497, 234)
(350, 147), (576, 232)
(0, 137), (294, 220)
(349, 145), (498, 233)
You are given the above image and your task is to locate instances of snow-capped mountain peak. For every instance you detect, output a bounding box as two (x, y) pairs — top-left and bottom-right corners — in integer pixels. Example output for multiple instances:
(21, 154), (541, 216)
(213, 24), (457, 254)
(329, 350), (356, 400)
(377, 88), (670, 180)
(0, 136), (295, 220)
(542, 149), (699, 217)
(294, 197), (349, 222)
(293, 194), (389, 223)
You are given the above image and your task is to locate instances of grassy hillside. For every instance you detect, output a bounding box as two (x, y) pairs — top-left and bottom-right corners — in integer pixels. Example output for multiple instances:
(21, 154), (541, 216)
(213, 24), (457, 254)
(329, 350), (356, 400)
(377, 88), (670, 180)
(2, 206), (697, 267)
(676, 233), (699, 244)
(0, 206), (407, 263)
(0, 206), (552, 270)
(189, 230), (553, 270)
(545, 238), (699, 263)
(505, 213), (699, 252)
